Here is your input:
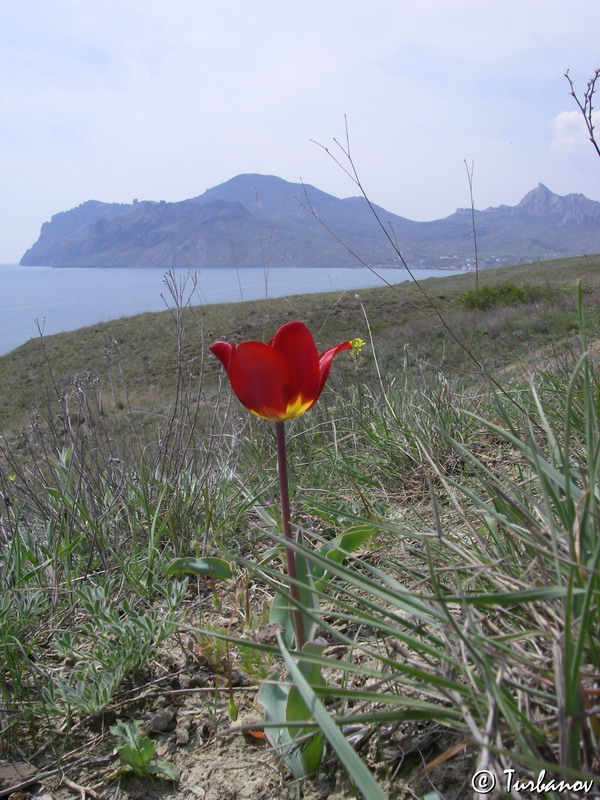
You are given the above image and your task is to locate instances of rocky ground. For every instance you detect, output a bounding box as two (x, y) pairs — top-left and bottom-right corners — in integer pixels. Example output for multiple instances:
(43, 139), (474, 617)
(0, 574), (473, 800)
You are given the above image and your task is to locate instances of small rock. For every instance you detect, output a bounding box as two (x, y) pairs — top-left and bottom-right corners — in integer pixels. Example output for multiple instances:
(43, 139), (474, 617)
(176, 728), (190, 744)
(179, 672), (208, 689)
(144, 705), (177, 733)
(176, 717), (192, 745)
(229, 668), (248, 687)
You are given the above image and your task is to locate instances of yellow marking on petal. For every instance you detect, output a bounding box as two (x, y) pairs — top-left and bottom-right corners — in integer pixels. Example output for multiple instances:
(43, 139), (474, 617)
(249, 408), (271, 420)
(247, 394), (313, 421)
(283, 394), (314, 419)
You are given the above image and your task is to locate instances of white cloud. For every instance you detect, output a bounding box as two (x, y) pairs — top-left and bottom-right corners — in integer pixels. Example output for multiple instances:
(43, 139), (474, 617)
(551, 110), (600, 153)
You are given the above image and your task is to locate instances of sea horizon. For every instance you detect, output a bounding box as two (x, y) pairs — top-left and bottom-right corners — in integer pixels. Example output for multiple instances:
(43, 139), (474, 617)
(0, 263), (467, 356)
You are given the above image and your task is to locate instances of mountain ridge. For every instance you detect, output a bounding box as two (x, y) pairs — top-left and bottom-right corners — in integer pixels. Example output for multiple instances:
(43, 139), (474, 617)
(20, 175), (600, 270)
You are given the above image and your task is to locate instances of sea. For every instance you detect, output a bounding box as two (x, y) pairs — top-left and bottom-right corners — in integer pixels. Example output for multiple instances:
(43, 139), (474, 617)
(0, 263), (466, 356)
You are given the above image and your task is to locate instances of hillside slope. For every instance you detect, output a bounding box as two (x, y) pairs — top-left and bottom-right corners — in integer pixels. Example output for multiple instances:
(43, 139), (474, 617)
(3, 254), (600, 433)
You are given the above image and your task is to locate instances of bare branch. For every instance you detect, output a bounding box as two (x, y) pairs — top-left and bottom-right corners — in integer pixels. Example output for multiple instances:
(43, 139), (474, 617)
(308, 121), (539, 422)
(565, 68), (600, 159)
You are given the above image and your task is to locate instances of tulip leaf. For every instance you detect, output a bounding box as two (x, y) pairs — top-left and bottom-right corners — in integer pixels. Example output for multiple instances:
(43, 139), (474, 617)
(165, 557), (232, 580)
(257, 669), (289, 750)
(313, 524), (375, 589)
(285, 640), (327, 776)
(269, 589), (296, 648)
(258, 674), (307, 776)
(277, 632), (388, 799)
(258, 642), (328, 778)
(294, 548), (320, 644)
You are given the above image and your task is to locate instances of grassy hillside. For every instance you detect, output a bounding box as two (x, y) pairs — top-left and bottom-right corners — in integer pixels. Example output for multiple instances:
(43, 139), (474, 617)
(1, 253), (599, 798)
(2, 253), (600, 433)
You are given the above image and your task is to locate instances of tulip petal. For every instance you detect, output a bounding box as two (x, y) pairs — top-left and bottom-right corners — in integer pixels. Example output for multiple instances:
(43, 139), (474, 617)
(210, 341), (233, 369)
(227, 341), (293, 420)
(318, 341), (353, 395)
(270, 321), (321, 401)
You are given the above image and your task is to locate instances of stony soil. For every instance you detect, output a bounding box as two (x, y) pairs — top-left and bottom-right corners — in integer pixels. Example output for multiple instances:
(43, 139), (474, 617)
(1, 566), (473, 800)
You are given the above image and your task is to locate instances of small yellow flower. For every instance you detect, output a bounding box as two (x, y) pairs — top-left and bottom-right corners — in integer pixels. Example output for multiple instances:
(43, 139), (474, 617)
(8, 474), (16, 482)
(349, 337), (366, 369)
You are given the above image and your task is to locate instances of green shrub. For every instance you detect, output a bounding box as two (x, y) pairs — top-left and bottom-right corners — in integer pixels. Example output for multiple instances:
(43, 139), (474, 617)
(460, 281), (548, 310)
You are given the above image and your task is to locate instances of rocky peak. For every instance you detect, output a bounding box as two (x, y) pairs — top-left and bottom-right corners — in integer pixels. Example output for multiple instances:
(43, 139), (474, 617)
(517, 184), (562, 214)
(517, 183), (600, 224)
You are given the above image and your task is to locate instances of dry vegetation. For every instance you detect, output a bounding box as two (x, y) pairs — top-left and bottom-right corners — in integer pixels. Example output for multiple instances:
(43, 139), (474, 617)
(1, 254), (600, 799)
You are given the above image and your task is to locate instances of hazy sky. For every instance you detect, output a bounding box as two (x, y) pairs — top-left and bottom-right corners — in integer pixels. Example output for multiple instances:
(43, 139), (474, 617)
(2, 0), (599, 261)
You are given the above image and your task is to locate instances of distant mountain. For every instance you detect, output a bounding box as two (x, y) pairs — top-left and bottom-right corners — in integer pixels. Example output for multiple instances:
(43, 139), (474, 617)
(20, 176), (600, 270)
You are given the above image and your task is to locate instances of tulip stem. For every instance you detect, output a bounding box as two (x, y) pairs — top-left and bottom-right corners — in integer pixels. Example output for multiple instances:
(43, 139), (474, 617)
(275, 420), (306, 651)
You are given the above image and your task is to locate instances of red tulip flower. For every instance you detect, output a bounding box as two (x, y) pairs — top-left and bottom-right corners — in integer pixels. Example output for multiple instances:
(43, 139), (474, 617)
(210, 321), (352, 421)
(210, 321), (363, 652)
